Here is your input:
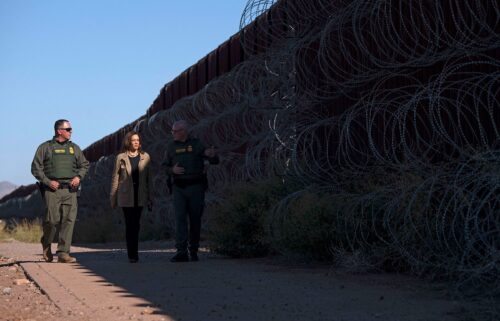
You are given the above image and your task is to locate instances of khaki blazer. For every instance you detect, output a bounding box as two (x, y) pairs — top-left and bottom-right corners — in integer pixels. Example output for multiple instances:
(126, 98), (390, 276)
(110, 152), (152, 208)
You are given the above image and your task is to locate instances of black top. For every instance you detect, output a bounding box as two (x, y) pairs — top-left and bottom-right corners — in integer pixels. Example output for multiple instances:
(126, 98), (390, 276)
(129, 155), (140, 206)
(129, 155), (140, 185)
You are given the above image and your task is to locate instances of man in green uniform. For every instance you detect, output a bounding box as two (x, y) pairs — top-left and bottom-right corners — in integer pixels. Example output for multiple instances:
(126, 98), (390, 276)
(31, 119), (89, 263)
(165, 120), (219, 262)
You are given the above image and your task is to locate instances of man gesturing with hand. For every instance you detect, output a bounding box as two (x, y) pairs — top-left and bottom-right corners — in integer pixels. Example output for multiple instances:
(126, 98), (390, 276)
(165, 120), (219, 262)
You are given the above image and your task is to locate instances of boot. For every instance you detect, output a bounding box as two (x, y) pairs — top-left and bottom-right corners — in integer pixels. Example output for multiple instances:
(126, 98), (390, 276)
(57, 253), (77, 263)
(170, 252), (189, 262)
(190, 252), (199, 262)
(41, 237), (53, 263)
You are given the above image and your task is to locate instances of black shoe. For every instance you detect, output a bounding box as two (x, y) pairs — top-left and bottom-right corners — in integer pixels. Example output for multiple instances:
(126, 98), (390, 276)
(190, 252), (199, 262)
(170, 252), (189, 263)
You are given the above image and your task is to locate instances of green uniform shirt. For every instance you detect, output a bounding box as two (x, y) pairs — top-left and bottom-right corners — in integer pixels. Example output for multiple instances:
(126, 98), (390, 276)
(165, 137), (219, 180)
(31, 138), (90, 186)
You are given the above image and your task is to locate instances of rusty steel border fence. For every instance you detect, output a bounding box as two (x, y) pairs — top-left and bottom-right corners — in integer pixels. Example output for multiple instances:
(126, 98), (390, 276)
(1, 1), (499, 307)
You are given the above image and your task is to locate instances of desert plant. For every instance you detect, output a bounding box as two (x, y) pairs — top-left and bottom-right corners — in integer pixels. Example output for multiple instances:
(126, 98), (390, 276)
(1, 218), (43, 243)
(270, 192), (337, 261)
(0, 219), (9, 241)
(73, 211), (123, 243)
(208, 178), (292, 257)
(139, 206), (175, 241)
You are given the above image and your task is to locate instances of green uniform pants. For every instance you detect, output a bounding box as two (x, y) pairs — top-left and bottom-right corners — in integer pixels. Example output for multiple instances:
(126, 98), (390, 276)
(173, 183), (205, 254)
(41, 188), (78, 254)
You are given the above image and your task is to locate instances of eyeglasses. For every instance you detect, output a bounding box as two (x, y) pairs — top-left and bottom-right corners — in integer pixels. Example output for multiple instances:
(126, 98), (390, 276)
(59, 128), (73, 132)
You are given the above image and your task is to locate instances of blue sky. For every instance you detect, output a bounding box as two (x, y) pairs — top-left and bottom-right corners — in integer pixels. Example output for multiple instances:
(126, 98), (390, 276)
(0, 0), (249, 185)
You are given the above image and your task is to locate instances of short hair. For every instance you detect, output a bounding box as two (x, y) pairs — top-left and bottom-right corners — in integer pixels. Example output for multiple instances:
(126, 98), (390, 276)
(172, 120), (189, 130)
(54, 119), (69, 132)
(122, 131), (142, 153)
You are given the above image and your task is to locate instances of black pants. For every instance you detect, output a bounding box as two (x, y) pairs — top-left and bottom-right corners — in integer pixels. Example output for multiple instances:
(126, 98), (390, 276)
(173, 184), (205, 254)
(122, 207), (143, 260)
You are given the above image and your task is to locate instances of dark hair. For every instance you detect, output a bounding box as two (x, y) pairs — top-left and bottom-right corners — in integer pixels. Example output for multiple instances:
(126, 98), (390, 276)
(122, 131), (142, 153)
(54, 119), (69, 132)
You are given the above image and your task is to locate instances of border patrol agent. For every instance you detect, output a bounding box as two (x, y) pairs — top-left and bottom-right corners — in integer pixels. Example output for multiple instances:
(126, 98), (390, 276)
(165, 120), (219, 262)
(31, 119), (89, 263)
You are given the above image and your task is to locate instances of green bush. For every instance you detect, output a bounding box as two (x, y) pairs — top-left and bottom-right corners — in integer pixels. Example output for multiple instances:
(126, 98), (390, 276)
(271, 192), (337, 261)
(139, 207), (174, 241)
(208, 178), (290, 258)
(208, 178), (391, 263)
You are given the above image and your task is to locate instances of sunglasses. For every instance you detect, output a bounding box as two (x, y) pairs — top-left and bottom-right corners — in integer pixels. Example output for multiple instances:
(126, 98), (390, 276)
(59, 128), (73, 132)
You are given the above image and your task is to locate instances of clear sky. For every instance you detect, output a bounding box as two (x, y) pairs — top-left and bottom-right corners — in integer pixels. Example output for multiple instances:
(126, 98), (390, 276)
(0, 0), (249, 186)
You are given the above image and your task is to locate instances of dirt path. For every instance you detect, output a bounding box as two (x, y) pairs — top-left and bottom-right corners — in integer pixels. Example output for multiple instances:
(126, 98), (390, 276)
(0, 240), (462, 321)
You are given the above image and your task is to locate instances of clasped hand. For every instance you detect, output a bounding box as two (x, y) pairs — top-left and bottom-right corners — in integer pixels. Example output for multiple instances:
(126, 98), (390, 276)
(48, 176), (80, 191)
(172, 163), (185, 175)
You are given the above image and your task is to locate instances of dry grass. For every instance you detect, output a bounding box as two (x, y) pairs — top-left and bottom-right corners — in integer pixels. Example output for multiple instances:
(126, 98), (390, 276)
(0, 218), (43, 243)
(0, 219), (7, 241)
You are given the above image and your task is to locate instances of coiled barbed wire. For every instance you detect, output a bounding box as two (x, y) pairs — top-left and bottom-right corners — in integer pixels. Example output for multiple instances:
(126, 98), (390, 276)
(3, 0), (496, 304)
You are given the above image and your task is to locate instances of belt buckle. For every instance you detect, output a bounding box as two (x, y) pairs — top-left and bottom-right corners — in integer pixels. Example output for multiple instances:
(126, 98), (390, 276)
(59, 183), (70, 189)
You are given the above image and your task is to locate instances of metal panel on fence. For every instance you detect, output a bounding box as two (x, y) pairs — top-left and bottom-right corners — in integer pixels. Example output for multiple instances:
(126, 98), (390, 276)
(171, 77), (180, 104)
(207, 50), (218, 82)
(230, 33), (244, 68)
(242, 20), (258, 56)
(197, 56), (208, 90)
(164, 83), (173, 109)
(255, 12), (270, 54)
(268, 2), (288, 41)
(178, 71), (188, 99)
(218, 41), (230, 75)
(188, 65), (198, 95)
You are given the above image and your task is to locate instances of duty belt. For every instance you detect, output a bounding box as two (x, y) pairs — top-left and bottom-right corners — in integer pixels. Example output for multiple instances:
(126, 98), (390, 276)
(173, 176), (204, 188)
(58, 182), (72, 189)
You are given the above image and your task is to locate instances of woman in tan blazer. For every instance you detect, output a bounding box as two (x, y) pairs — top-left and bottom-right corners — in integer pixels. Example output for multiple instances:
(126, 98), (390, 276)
(110, 131), (152, 263)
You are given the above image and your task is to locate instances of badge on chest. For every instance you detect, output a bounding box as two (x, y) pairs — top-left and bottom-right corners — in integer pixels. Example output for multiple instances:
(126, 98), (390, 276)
(176, 145), (193, 154)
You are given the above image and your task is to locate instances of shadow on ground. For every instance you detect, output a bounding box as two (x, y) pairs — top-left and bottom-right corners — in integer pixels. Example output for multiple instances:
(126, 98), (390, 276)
(67, 241), (460, 321)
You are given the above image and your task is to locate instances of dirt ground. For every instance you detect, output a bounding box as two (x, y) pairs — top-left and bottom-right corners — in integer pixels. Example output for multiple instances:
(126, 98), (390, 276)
(0, 257), (86, 321)
(0, 239), (467, 321)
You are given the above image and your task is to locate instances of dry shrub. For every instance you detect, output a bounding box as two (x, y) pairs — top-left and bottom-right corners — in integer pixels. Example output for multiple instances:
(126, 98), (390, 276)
(139, 205), (175, 241)
(0, 219), (8, 241)
(0, 218), (43, 243)
(74, 205), (175, 244)
(271, 192), (337, 261)
(73, 211), (123, 243)
(208, 178), (290, 258)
